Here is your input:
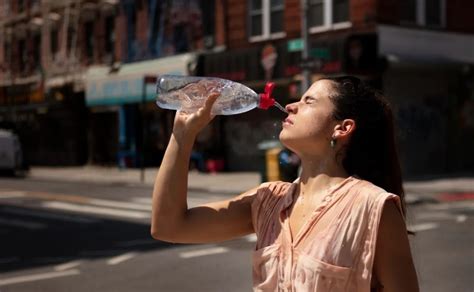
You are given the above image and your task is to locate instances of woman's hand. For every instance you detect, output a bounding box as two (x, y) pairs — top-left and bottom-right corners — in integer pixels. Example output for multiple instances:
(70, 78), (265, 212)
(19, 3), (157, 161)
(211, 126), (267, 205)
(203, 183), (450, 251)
(172, 93), (219, 143)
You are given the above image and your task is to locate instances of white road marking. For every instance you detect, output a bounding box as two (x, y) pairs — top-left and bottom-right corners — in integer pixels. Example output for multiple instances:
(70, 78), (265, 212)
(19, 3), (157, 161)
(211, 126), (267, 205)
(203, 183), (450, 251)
(408, 222), (439, 232)
(428, 201), (474, 211)
(456, 215), (467, 223)
(0, 217), (46, 230)
(54, 260), (82, 271)
(179, 247), (229, 259)
(106, 252), (138, 265)
(116, 239), (156, 247)
(0, 191), (26, 199)
(89, 199), (151, 211)
(417, 212), (454, 220)
(0, 269), (80, 287)
(2, 208), (99, 224)
(244, 234), (257, 242)
(42, 202), (150, 219)
(131, 197), (151, 204)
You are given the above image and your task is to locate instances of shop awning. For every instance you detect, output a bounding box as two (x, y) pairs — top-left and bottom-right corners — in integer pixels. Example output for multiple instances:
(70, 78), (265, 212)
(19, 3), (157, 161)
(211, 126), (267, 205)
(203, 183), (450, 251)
(378, 25), (474, 64)
(85, 53), (197, 106)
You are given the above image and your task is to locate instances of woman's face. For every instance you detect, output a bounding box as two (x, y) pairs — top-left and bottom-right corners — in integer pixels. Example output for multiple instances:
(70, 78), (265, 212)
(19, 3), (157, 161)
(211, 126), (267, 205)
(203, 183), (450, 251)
(279, 79), (337, 156)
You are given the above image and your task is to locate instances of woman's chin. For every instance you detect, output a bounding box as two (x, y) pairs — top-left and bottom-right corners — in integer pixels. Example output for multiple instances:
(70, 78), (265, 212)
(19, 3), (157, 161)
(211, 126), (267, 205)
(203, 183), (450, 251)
(279, 132), (294, 147)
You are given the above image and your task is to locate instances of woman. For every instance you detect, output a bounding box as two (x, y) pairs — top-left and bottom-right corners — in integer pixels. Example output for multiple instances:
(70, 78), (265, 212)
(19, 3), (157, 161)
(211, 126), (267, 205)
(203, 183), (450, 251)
(151, 76), (419, 291)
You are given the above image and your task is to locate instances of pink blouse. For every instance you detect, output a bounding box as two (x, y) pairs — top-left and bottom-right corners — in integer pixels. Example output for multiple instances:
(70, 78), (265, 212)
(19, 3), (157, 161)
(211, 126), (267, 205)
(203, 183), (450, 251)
(251, 176), (403, 291)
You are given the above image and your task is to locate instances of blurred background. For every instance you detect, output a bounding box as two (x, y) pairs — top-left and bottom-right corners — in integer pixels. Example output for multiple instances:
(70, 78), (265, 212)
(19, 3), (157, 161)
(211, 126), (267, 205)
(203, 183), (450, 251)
(0, 0), (472, 175)
(0, 0), (473, 291)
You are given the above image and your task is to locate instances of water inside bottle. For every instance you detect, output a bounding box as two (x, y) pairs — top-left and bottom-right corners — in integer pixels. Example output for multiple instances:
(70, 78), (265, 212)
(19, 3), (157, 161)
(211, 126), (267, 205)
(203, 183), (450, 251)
(273, 101), (288, 114)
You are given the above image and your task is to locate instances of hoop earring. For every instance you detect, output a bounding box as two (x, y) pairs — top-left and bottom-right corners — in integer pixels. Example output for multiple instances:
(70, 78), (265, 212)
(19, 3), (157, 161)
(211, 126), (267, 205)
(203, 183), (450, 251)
(330, 139), (336, 148)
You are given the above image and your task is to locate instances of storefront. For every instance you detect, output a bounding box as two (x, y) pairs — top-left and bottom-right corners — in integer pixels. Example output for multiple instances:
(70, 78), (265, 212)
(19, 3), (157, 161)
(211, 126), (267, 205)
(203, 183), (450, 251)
(85, 53), (197, 167)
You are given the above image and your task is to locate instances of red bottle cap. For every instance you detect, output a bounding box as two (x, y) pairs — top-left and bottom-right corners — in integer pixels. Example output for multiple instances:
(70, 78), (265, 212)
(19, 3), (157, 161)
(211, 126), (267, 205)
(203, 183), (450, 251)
(258, 82), (276, 110)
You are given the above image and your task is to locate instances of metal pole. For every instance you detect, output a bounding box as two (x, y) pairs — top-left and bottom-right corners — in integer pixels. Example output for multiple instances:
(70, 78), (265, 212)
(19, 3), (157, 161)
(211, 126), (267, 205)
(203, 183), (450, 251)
(301, 0), (311, 91)
(140, 78), (146, 183)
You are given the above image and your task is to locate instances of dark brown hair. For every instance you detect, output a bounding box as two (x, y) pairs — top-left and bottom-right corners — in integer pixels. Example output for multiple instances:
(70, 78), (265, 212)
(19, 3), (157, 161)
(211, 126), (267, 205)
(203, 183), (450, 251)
(323, 76), (411, 232)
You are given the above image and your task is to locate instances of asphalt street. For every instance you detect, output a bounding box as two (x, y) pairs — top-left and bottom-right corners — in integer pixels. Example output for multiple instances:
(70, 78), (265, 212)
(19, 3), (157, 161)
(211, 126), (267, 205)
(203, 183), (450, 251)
(0, 177), (472, 292)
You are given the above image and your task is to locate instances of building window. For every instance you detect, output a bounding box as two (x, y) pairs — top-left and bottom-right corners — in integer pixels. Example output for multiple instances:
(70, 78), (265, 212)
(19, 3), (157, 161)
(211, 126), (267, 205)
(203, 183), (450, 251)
(125, 2), (137, 61)
(400, 0), (417, 24)
(19, 39), (26, 74)
(308, 0), (324, 27)
(51, 28), (58, 58)
(332, 0), (349, 23)
(33, 33), (41, 69)
(308, 0), (350, 32)
(105, 15), (115, 56)
(18, 0), (25, 13)
(4, 41), (11, 71)
(425, 0), (442, 27)
(400, 0), (445, 27)
(66, 27), (74, 52)
(248, 0), (285, 41)
(85, 21), (94, 60)
(31, 0), (41, 11)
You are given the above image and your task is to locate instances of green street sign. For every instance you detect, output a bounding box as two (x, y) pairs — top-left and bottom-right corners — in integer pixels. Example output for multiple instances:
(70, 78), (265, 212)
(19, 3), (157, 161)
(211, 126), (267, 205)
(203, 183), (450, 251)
(310, 48), (330, 60)
(287, 39), (304, 52)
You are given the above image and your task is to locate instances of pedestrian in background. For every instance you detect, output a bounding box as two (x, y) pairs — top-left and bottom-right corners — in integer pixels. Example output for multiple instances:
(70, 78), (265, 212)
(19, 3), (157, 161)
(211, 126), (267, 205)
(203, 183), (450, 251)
(151, 76), (419, 291)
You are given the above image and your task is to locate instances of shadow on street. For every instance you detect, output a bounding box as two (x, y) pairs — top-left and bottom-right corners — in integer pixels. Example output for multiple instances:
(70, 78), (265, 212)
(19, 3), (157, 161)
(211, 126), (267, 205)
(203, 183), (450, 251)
(0, 204), (177, 273)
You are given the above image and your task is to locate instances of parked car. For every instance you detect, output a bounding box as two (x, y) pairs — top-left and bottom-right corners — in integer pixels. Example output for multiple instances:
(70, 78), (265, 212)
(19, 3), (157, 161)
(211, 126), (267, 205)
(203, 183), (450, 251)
(0, 129), (27, 176)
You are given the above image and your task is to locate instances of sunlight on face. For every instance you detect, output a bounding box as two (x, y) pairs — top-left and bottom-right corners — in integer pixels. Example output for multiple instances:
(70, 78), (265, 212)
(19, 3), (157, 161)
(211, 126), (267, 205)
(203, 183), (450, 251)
(279, 79), (337, 156)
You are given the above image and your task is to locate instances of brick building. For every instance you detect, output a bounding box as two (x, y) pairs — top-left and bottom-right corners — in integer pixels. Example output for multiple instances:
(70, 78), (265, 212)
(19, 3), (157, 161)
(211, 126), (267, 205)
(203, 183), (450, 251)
(201, 0), (474, 175)
(0, 0), (216, 166)
(0, 0), (473, 176)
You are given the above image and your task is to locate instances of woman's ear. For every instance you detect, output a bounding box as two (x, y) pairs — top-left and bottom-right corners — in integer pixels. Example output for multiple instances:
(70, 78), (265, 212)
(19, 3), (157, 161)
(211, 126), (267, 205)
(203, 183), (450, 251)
(333, 119), (356, 139)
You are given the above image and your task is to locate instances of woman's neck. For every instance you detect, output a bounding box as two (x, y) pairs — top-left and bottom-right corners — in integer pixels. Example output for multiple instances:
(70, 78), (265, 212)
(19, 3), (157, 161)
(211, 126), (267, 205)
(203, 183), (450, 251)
(298, 155), (349, 198)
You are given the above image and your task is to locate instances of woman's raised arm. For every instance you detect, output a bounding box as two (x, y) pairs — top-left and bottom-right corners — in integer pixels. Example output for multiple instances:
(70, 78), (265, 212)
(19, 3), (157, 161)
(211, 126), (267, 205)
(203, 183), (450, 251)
(150, 94), (257, 243)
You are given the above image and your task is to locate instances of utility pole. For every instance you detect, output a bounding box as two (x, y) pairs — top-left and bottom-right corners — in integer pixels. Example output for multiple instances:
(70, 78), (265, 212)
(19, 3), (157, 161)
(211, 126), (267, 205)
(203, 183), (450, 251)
(300, 0), (311, 91)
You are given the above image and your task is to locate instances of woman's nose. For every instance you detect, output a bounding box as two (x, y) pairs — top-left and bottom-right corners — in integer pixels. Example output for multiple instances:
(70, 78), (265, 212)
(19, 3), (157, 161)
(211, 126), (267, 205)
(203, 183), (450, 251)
(285, 102), (297, 113)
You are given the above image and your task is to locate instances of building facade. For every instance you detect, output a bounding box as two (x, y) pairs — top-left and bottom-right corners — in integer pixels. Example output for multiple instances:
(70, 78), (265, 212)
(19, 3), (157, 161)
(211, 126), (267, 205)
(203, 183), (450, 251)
(201, 0), (474, 176)
(0, 0), (217, 167)
(0, 0), (473, 176)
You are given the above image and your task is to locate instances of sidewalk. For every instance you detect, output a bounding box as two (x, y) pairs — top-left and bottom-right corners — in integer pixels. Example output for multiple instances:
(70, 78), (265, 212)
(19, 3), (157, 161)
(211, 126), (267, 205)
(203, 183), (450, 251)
(26, 166), (474, 201)
(27, 166), (261, 195)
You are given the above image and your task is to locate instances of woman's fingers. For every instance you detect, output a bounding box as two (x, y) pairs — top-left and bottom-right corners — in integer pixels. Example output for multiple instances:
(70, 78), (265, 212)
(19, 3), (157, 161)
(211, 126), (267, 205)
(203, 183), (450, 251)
(202, 92), (219, 116)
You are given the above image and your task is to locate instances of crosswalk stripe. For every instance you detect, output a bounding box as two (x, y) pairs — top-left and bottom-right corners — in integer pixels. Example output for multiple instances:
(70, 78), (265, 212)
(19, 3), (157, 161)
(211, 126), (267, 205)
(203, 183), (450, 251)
(89, 199), (150, 211)
(244, 234), (257, 242)
(456, 215), (467, 223)
(0, 269), (80, 287)
(54, 260), (82, 272)
(42, 202), (150, 219)
(408, 222), (439, 232)
(107, 252), (138, 265)
(131, 197), (151, 204)
(179, 247), (229, 259)
(0, 191), (27, 199)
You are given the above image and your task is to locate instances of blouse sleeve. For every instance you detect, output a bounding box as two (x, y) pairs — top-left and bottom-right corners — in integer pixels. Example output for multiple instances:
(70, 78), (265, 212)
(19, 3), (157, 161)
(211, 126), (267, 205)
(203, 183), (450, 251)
(357, 193), (403, 291)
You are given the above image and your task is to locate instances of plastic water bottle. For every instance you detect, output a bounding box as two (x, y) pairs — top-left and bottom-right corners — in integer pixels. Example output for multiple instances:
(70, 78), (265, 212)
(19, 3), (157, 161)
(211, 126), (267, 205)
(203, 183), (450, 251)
(156, 75), (287, 115)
